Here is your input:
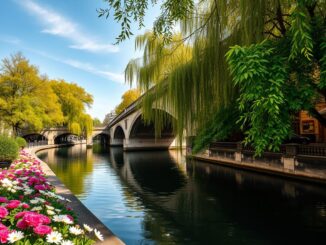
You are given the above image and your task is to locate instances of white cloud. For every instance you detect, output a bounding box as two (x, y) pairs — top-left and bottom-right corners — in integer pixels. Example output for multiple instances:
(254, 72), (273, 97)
(63, 59), (124, 83)
(18, 0), (119, 53)
(0, 35), (22, 45)
(28, 49), (124, 83)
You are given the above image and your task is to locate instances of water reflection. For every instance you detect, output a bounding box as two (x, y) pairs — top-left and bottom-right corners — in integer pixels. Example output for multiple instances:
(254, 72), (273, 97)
(37, 145), (94, 195)
(38, 145), (326, 245)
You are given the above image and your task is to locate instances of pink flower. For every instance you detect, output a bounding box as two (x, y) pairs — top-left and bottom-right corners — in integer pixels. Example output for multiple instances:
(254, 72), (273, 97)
(0, 197), (8, 203)
(39, 214), (51, 225)
(21, 203), (30, 209)
(34, 185), (46, 191)
(0, 224), (7, 231)
(33, 225), (52, 235)
(67, 215), (74, 222)
(22, 212), (50, 227)
(0, 207), (8, 219)
(5, 200), (21, 209)
(15, 211), (27, 219)
(16, 220), (28, 230)
(28, 177), (39, 186)
(0, 225), (9, 244)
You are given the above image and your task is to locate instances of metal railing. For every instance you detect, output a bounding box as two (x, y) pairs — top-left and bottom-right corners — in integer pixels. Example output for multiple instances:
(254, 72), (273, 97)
(298, 145), (326, 157)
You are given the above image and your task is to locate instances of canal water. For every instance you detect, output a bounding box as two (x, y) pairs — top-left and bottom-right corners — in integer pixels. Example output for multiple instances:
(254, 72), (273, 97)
(37, 144), (326, 245)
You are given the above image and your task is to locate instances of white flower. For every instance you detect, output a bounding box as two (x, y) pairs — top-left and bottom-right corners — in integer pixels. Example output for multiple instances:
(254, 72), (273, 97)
(83, 224), (93, 232)
(46, 231), (63, 244)
(46, 205), (55, 210)
(94, 229), (104, 242)
(24, 190), (33, 195)
(69, 226), (84, 235)
(1, 178), (13, 187)
(7, 231), (24, 243)
(60, 240), (74, 245)
(31, 206), (43, 212)
(36, 197), (46, 203)
(47, 210), (56, 215)
(55, 209), (61, 213)
(53, 215), (73, 224)
(30, 199), (40, 204)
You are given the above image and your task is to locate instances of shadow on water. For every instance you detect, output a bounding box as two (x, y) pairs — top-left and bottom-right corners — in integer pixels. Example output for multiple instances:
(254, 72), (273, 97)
(38, 145), (326, 245)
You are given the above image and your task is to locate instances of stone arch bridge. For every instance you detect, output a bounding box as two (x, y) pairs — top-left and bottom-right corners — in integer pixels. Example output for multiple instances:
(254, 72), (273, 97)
(21, 127), (110, 147)
(21, 99), (184, 151)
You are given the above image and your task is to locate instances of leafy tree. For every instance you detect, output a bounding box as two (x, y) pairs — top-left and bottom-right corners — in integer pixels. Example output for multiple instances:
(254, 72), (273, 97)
(115, 89), (140, 114)
(98, 0), (194, 43)
(93, 118), (102, 126)
(50, 80), (94, 136)
(0, 53), (63, 136)
(102, 111), (116, 125)
(120, 0), (325, 154)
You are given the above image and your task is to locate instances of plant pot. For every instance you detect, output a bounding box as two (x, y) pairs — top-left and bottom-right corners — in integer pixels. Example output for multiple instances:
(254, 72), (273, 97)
(0, 160), (12, 168)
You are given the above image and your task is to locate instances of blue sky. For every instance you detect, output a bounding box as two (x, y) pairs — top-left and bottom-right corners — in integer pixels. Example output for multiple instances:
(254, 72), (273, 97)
(0, 0), (160, 121)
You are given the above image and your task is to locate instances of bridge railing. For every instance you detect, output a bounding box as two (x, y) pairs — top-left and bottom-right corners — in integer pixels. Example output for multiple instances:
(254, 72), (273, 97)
(198, 141), (326, 178)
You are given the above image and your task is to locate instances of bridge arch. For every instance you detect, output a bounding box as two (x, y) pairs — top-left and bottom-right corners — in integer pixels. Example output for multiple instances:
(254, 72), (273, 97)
(128, 110), (175, 139)
(92, 133), (110, 145)
(54, 133), (81, 144)
(22, 134), (47, 143)
(124, 109), (177, 150)
(110, 124), (126, 146)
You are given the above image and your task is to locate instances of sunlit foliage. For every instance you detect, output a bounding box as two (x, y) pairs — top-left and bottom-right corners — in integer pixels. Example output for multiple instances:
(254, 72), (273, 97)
(0, 53), (63, 136)
(122, 0), (325, 154)
(0, 53), (94, 137)
(115, 89), (140, 114)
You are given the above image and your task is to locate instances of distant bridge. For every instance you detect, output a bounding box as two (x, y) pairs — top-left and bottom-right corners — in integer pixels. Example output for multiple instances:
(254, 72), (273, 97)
(21, 127), (110, 147)
(21, 97), (183, 150)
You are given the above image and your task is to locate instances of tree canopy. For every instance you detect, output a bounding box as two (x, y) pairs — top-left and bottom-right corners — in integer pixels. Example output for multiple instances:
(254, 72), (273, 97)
(0, 53), (63, 136)
(93, 118), (102, 126)
(115, 89), (140, 114)
(0, 53), (94, 137)
(50, 80), (94, 136)
(119, 0), (326, 154)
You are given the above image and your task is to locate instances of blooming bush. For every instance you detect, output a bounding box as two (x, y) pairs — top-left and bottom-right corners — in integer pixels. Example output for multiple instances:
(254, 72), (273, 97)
(0, 151), (104, 244)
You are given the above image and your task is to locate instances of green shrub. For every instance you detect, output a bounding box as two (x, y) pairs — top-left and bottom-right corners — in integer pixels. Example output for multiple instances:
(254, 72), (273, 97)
(0, 135), (19, 162)
(15, 137), (27, 148)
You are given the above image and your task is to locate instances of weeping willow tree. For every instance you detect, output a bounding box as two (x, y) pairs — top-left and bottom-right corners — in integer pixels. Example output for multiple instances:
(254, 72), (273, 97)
(119, 0), (326, 154)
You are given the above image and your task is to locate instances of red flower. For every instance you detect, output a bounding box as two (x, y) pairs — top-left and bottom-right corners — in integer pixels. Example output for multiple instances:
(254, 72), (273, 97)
(0, 229), (9, 243)
(22, 212), (51, 227)
(0, 207), (8, 219)
(21, 203), (30, 209)
(34, 185), (46, 191)
(0, 197), (8, 203)
(33, 225), (52, 235)
(0, 224), (7, 231)
(15, 211), (27, 219)
(0, 225), (9, 244)
(16, 220), (28, 230)
(5, 200), (21, 209)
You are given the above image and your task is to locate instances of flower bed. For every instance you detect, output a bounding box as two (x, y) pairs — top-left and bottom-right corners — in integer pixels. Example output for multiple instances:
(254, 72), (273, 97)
(0, 151), (103, 244)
